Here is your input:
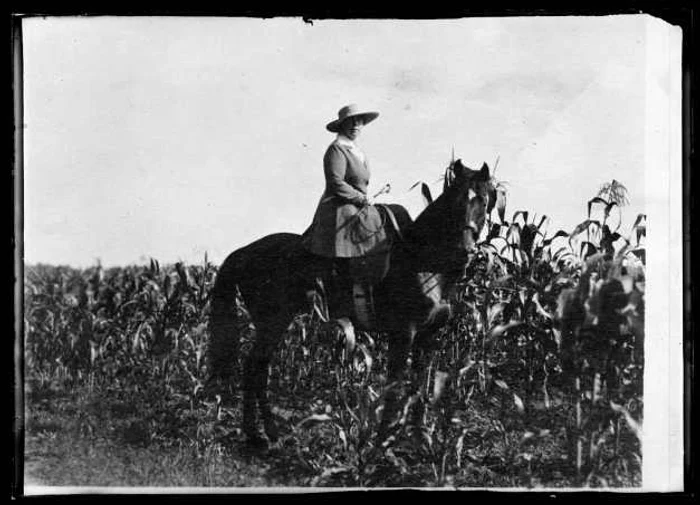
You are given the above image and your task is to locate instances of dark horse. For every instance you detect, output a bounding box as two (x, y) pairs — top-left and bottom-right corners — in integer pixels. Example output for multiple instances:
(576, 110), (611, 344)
(209, 160), (495, 447)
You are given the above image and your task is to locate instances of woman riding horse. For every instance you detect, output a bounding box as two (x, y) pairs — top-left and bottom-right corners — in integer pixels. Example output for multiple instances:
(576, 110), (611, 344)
(209, 109), (495, 448)
(302, 104), (390, 319)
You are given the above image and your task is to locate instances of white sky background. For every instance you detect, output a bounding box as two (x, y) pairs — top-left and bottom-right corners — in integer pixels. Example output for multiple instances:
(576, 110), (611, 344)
(23, 15), (649, 268)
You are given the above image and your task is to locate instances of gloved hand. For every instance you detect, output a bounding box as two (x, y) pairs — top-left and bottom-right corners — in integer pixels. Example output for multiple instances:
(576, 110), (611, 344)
(356, 194), (373, 207)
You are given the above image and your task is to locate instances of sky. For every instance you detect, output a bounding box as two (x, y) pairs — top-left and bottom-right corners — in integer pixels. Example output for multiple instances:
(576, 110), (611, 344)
(22, 15), (654, 268)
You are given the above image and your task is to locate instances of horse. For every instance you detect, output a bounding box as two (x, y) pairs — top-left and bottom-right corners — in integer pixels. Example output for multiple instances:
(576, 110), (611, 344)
(209, 159), (496, 448)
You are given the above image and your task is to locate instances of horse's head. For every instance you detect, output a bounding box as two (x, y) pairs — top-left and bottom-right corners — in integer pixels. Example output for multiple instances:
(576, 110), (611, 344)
(447, 159), (495, 255)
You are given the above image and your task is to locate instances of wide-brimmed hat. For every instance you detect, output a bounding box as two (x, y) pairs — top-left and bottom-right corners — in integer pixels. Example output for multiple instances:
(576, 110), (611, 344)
(326, 104), (379, 133)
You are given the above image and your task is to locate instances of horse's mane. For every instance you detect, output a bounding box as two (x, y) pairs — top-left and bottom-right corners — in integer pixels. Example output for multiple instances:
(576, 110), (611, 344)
(394, 161), (492, 269)
(405, 185), (455, 244)
(408, 164), (490, 238)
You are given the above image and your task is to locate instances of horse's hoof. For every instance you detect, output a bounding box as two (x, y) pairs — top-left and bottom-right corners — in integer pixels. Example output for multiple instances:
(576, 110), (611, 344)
(244, 433), (270, 453)
(263, 420), (280, 443)
(376, 424), (397, 448)
(407, 425), (430, 451)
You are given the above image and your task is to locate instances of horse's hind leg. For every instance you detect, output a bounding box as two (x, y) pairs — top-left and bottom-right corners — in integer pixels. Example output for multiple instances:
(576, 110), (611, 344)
(242, 318), (286, 448)
(208, 294), (240, 388)
(379, 328), (437, 442)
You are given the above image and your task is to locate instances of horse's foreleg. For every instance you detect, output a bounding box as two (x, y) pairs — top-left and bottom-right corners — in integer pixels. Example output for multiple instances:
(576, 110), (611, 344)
(378, 326), (415, 438)
(408, 330), (439, 432)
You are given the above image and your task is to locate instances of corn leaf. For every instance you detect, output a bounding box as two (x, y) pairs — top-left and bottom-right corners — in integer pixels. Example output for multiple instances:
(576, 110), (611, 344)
(295, 413), (333, 430)
(432, 371), (449, 405)
(543, 230), (569, 247)
(513, 393), (525, 414)
(421, 183), (433, 207)
(587, 197), (609, 219)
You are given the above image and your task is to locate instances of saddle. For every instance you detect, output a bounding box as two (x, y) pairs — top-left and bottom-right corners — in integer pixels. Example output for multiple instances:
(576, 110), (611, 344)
(312, 204), (407, 331)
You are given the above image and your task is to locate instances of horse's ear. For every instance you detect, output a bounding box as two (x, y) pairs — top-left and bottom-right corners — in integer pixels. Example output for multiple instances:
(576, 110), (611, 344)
(442, 161), (457, 192)
(453, 159), (468, 180)
(480, 162), (490, 179)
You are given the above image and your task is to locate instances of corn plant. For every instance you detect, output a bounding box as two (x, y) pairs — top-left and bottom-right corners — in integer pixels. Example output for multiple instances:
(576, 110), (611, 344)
(23, 173), (645, 487)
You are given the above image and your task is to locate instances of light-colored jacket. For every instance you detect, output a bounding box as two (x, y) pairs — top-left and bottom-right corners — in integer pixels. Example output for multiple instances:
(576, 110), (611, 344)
(303, 139), (388, 258)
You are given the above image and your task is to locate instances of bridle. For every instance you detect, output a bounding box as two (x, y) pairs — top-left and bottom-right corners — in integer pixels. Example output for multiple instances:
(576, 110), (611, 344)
(462, 180), (491, 243)
(454, 177), (492, 275)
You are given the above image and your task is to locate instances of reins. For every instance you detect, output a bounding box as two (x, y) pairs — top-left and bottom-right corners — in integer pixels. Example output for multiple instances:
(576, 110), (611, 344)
(349, 204), (405, 244)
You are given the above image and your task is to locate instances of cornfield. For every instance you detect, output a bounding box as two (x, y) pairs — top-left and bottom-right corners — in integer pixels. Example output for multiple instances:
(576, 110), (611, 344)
(23, 186), (646, 488)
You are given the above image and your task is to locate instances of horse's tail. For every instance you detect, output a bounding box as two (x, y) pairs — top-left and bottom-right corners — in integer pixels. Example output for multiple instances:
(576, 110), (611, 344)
(207, 251), (247, 388)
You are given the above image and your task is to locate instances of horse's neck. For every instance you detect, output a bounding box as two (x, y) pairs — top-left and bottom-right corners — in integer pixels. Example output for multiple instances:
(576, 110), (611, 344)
(392, 188), (469, 299)
(383, 219), (457, 311)
(398, 193), (458, 273)
(409, 192), (450, 240)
